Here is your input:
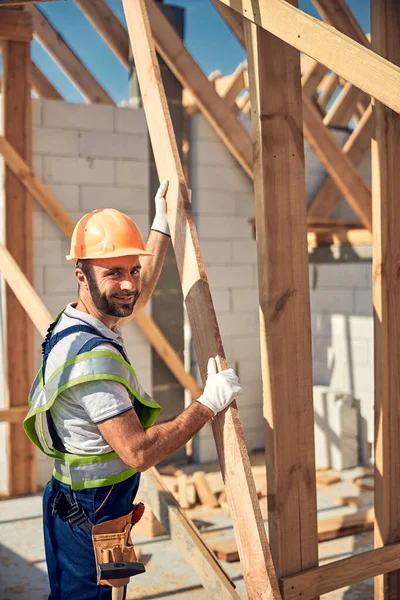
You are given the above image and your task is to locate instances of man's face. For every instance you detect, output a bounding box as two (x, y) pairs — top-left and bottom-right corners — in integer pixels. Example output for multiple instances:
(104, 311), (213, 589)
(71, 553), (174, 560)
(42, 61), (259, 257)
(81, 255), (142, 318)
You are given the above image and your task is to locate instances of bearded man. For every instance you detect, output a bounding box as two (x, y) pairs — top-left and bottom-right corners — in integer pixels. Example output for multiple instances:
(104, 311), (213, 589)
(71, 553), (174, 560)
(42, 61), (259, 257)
(24, 181), (242, 599)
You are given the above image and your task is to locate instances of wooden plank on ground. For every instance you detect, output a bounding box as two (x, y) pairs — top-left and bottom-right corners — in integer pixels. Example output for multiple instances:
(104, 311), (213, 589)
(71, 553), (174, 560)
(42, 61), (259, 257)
(281, 541), (400, 600)
(0, 8), (33, 42)
(302, 96), (372, 230)
(193, 471), (219, 508)
(372, 1), (400, 598)
(31, 60), (63, 100)
(308, 104), (374, 219)
(74, 0), (130, 71)
(139, 468), (240, 599)
(2, 33), (35, 496)
(25, 4), (114, 105)
(244, 10), (318, 582)
(123, 1), (280, 598)
(146, 0), (253, 178)
(217, 0), (400, 114)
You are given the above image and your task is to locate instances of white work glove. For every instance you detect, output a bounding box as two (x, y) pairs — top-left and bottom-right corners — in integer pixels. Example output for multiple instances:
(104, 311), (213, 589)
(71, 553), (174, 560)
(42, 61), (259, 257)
(151, 179), (170, 236)
(197, 358), (242, 415)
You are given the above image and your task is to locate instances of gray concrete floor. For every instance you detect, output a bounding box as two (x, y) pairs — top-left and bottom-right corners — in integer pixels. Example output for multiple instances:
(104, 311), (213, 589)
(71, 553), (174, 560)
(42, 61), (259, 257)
(0, 466), (374, 600)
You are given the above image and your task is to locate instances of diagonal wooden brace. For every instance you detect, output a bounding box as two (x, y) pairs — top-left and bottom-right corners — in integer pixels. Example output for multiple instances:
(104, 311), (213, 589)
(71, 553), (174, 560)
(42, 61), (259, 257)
(122, 1), (281, 598)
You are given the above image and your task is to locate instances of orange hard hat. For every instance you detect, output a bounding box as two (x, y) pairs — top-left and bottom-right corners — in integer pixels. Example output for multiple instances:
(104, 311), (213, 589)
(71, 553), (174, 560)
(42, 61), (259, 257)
(66, 209), (154, 261)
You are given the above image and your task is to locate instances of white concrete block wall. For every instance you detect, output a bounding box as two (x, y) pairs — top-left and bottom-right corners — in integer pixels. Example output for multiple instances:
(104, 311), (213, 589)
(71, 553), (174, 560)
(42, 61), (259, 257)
(28, 99), (152, 487)
(190, 113), (374, 466)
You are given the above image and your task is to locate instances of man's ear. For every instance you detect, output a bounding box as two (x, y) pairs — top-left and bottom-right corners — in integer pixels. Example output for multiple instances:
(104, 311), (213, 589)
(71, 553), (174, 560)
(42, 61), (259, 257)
(75, 268), (88, 290)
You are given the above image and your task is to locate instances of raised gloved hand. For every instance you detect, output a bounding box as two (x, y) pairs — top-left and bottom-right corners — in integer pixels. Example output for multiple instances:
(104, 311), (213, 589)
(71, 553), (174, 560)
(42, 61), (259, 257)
(151, 179), (170, 236)
(197, 357), (242, 415)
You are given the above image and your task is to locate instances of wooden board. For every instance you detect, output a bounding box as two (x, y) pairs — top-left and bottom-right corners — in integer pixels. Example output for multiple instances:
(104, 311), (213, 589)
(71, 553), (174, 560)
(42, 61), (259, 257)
(311, 0), (369, 48)
(209, 539), (240, 563)
(323, 81), (369, 128)
(25, 4), (114, 105)
(2, 35), (35, 496)
(192, 471), (219, 508)
(371, 1), (400, 598)
(140, 468), (240, 599)
(244, 12), (318, 581)
(302, 96), (372, 230)
(123, 2), (281, 598)
(217, 0), (400, 114)
(146, 0), (252, 178)
(281, 541), (400, 600)
(0, 8), (33, 42)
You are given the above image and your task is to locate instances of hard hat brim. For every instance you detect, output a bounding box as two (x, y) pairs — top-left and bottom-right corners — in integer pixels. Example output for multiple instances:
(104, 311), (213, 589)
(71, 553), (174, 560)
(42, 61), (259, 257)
(66, 247), (155, 261)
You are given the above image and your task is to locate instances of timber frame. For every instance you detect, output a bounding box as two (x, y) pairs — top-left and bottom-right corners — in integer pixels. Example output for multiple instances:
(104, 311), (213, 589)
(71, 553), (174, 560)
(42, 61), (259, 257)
(0, 0), (399, 598)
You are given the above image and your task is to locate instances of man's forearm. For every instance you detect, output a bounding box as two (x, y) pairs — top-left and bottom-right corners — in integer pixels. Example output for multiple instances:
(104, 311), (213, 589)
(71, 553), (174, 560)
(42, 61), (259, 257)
(137, 402), (212, 470)
(135, 229), (170, 311)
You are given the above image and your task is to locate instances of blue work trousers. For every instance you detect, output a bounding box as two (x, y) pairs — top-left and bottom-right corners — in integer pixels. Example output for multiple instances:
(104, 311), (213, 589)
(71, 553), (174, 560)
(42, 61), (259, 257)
(43, 474), (141, 600)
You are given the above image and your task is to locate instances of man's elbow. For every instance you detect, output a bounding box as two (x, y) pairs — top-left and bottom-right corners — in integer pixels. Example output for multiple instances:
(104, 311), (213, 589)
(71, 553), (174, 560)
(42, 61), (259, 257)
(124, 448), (153, 472)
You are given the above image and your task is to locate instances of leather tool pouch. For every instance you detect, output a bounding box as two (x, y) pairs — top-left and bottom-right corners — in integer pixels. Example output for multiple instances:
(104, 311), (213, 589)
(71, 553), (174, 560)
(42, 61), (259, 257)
(92, 510), (137, 587)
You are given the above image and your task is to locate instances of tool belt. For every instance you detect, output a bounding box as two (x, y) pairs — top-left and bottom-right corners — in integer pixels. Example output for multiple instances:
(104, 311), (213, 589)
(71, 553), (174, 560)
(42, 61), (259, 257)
(51, 490), (145, 588)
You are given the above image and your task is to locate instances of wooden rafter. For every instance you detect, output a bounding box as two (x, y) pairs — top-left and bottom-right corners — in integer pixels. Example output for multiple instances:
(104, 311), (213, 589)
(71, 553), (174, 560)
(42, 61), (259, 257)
(146, 0), (252, 178)
(303, 96), (372, 230)
(323, 80), (367, 127)
(0, 8), (33, 42)
(308, 104), (373, 219)
(25, 4), (114, 105)
(210, 0), (245, 48)
(311, 0), (369, 47)
(123, 0), (280, 597)
(74, 0), (130, 71)
(217, 0), (400, 114)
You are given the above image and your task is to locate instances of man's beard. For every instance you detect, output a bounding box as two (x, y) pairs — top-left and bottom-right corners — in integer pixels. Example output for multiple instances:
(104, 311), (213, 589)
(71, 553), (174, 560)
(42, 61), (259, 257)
(86, 270), (140, 318)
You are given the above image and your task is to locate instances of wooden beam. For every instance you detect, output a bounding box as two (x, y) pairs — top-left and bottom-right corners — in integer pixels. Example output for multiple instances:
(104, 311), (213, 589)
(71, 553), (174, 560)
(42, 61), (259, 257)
(30, 59), (63, 100)
(146, 0), (253, 178)
(302, 96), (372, 230)
(301, 60), (327, 98)
(25, 4), (114, 105)
(2, 32), (35, 496)
(139, 468), (240, 599)
(0, 8), (33, 42)
(372, 1), (400, 598)
(0, 240), (239, 600)
(244, 10), (318, 582)
(217, 0), (400, 114)
(74, 0), (130, 71)
(123, 1), (280, 598)
(317, 73), (339, 111)
(0, 0), (60, 4)
(308, 103), (374, 219)
(281, 542), (400, 600)
(210, 0), (245, 48)
(216, 62), (246, 108)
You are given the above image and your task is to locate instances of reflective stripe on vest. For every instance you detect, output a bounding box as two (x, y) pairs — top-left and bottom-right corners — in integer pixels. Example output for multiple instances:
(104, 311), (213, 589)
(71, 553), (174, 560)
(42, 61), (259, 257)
(24, 350), (161, 490)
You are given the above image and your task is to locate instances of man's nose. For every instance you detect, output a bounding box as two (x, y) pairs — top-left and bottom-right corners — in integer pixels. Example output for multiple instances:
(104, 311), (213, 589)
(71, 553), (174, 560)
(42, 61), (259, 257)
(120, 277), (135, 292)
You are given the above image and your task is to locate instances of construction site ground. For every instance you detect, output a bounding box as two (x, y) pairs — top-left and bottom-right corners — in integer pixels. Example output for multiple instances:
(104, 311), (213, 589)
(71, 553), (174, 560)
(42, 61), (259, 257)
(0, 454), (374, 600)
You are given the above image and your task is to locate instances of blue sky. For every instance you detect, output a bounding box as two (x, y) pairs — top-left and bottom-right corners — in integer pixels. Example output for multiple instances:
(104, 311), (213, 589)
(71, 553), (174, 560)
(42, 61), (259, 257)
(30, 0), (370, 105)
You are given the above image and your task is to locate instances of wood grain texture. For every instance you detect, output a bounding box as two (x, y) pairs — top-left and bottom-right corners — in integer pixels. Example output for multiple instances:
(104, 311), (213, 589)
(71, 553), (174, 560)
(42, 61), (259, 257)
(282, 540), (400, 600)
(139, 468), (241, 600)
(311, 0), (369, 48)
(0, 8), (33, 41)
(25, 4), (114, 105)
(244, 12), (318, 582)
(2, 37), (35, 495)
(123, 1), (281, 597)
(217, 0), (400, 114)
(302, 96), (372, 230)
(74, 0), (130, 71)
(146, 0), (253, 178)
(371, 1), (400, 598)
(308, 104), (374, 219)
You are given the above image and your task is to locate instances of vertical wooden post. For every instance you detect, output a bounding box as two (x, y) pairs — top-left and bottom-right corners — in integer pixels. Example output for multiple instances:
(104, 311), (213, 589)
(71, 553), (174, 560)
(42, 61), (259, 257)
(372, 1), (400, 598)
(244, 3), (319, 582)
(2, 13), (35, 495)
